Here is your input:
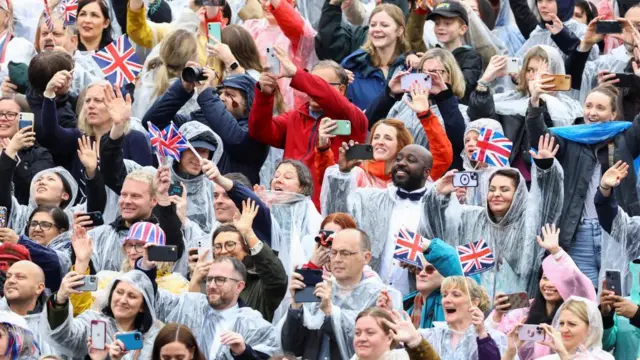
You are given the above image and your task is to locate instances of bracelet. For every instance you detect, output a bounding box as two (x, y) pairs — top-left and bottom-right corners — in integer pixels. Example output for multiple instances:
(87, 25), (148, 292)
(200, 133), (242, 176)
(477, 79), (491, 88)
(600, 185), (612, 191)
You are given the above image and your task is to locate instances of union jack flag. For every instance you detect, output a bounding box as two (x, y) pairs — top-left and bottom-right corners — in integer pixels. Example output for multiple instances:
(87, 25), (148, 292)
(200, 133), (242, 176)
(124, 222), (166, 245)
(393, 228), (427, 269)
(471, 127), (513, 167)
(42, 0), (53, 31)
(147, 122), (166, 154)
(159, 123), (189, 161)
(61, 0), (78, 25)
(456, 239), (495, 276)
(92, 35), (143, 88)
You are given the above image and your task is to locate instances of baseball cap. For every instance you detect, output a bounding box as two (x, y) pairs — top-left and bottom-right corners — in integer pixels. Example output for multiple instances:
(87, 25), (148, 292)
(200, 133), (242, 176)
(122, 222), (166, 246)
(427, 1), (469, 26)
(0, 243), (31, 263)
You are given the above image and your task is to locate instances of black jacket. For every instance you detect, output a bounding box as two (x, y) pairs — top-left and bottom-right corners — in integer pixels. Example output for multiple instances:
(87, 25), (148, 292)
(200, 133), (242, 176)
(314, 0), (368, 63)
(452, 46), (483, 105)
(526, 105), (640, 250)
(281, 307), (342, 360)
(12, 146), (56, 205)
(26, 87), (77, 132)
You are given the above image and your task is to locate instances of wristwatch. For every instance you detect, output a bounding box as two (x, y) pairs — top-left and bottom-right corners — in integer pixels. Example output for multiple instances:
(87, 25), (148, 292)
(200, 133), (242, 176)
(229, 61), (239, 71)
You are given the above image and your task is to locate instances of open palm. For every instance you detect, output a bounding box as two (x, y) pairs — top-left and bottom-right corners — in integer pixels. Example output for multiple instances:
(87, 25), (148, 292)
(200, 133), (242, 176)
(601, 161), (629, 188)
(530, 134), (559, 160)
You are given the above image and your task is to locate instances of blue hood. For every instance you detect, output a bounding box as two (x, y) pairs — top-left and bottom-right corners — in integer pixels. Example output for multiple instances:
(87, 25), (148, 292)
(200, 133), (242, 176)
(220, 74), (257, 112)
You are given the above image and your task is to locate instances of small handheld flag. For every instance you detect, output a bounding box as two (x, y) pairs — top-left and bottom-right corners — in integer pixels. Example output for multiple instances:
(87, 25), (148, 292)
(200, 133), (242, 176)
(92, 35), (143, 88)
(471, 127), (513, 167)
(61, 0), (78, 25)
(42, 0), (54, 31)
(456, 239), (495, 276)
(393, 228), (427, 269)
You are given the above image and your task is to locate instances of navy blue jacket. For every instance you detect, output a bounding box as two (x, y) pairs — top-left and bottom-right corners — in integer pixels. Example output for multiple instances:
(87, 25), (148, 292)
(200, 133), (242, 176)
(227, 181), (272, 246)
(18, 236), (62, 292)
(142, 76), (269, 185)
(341, 49), (407, 111)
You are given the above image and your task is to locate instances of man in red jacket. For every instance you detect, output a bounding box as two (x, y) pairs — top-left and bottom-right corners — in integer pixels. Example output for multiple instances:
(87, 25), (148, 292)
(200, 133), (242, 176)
(248, 48), (368, 210)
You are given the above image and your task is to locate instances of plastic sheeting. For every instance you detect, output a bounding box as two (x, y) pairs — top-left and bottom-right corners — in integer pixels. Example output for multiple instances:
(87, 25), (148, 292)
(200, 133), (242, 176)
(43, 271), (162, 359)
(153, 290), (279, 360)
(492, 45), (583, 126)
(0, 298), (59, 358)
(549, 296), (614, 359)
(577, 45), (631, 103)
(386, 96), (470, 150)
(418, 161), (564, 299)
(7, 167), (80, 234)
(71, 51), (105, 97)
(418, 325), (510, 360)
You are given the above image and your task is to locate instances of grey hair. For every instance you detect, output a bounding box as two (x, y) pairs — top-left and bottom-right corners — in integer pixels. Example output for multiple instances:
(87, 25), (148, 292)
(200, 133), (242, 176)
(312, 60), (349, 86)
(274, 159), (313, 196)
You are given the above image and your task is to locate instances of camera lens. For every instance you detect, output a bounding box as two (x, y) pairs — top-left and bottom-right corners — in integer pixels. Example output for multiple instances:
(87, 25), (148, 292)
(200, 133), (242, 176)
(135, 334), (140, 340)
(460, 174), (470, 185)
(182, 67), (207, 82)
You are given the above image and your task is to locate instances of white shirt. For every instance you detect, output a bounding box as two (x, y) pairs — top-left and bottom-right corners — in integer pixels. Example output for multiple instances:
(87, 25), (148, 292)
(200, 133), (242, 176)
(380, 184), (427, 296)
(208, 304), (240, 359)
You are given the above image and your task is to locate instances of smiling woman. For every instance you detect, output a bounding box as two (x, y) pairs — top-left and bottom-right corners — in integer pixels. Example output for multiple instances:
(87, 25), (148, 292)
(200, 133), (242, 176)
(76, 0), (113, 52)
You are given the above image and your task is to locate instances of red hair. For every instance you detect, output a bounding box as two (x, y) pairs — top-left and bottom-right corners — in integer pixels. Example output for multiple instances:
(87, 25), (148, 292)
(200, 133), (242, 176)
(321, 212), (357, 229)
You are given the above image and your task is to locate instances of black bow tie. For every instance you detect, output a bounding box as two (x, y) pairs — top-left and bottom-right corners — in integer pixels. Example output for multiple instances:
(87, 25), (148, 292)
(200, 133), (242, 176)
(396, 189), (425, 201)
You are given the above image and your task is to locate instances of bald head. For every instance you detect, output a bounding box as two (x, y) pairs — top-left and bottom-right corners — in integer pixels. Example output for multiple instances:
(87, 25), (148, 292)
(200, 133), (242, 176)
(10, 261), (45, 283)
(402, 144), (433, 168)
(334, 228), (371, 252)
(5, 261), (46, 304)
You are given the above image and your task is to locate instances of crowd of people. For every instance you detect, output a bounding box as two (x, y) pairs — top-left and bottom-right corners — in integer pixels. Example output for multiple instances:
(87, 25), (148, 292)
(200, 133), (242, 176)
(1, 0), (640, 358)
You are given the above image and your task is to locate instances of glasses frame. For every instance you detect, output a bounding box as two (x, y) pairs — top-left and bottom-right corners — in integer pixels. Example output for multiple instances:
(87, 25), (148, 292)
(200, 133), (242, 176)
(205, 275), (242, 287)
(28, 220), (57, 231)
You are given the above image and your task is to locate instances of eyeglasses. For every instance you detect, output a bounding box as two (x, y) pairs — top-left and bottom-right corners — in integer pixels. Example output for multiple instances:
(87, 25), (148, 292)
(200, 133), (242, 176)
(421, 265), (436, 275)
(28, 220), (56, 231)
(205, 275), (242, 286)
(422, 69), (447, 77)
(123, 243), (145, 252)
(0, 111), (18, 120)
(329, 249), (359, 258)
(213, 241), (237, 253)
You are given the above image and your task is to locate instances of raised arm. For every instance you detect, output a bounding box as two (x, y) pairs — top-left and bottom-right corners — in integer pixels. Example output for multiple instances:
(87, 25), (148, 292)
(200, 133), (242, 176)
(509, 0), (538, 40)
(247, 72), (289, 148)
(38, 71), (79, 157)
(270, 0), (306, 53)
(314, 0), (368, 62)
(407, 8), (428, 53)
(141, 75), (193, 131)
(101, 87), (132, 195)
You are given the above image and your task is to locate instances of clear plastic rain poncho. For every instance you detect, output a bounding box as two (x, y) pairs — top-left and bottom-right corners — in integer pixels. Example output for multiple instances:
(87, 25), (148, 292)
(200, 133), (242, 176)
(153, 290), (279, 359)
(418, 161), (565, 299)
(0, 311), (40, 360)
(577, 44), (631, 103)
(599, 198), (640, 296)
(7, 167), (79, 234)
(43, 271), (162, 360)
(70, 51), (105, 97)
(547, 296), (614, 360)
(278, 275), (403, 360)
(460, 118), (504, 206)
(0, 299), (57, 358)
(386, 97), (469, 150)
(492, 45), (583, 127)
(418, 324), (509, 360)
(492, 0), (527, 56)
(259, 147), (284, 188)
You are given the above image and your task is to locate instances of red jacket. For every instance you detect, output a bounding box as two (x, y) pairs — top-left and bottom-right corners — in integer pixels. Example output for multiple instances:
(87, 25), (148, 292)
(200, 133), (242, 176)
(248, 69), (368, 210)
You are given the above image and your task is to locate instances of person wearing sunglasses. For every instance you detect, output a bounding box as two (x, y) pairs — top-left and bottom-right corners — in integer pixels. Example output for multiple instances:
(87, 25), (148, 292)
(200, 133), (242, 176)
(377, 237), (464, 329)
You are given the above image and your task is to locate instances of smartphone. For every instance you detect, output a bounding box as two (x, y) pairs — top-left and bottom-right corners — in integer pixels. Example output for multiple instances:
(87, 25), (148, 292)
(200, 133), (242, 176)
(148, 245), (179, 262)
(207, 22), (221, 45)
(453, 171), (479, 187)
(18, 112), (34, 130)
(632, 259), (640, 304)
(546, 74), (572, 92)
(506, 57), (521, 74)
(401, 73), (432, 91)
(197, 0), (226, 6)
(91, 320), (107, 350)
(596, 20), (623, 34)
(197, 239), (213, 262)
(294, 269), (323, 303)
(346, 144), (374, 161)
(168, 183), (183, 197)
(605, 269), (622, 296)
(505, 292), (529, 311)
(266, 47), (280, 75)
(84, 211), (104, 227)
(75, 275), (98, 292)
(116, 331), (143, 351)
(518, 324), (545, 341)
(0, 206), (6, 228)
(614, 73), (636, 88)
(328, 120), (351, 136)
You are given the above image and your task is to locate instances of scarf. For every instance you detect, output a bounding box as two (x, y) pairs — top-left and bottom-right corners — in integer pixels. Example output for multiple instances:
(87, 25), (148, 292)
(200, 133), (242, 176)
(362, 160), (392, 182)
(198, 8), (224, 36)
(550, 121), (632, 145)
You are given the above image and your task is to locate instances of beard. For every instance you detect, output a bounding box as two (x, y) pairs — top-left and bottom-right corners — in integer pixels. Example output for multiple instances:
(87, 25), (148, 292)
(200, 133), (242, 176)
(207, 291), (234, 310)
(392, 172), (425, 192)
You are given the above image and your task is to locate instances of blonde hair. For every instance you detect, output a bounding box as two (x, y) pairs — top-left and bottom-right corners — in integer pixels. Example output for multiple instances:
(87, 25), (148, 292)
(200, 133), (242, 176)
(124, 170), (157, 197)
(516, 47), (550, 93)
(77, 80), (130, 136)
(361, 4), (409, 68)
(441, 276), (491, 313)
(561, 299), (590, 325)
(419, 48), (466, 99)
(152, 29), (198, 98)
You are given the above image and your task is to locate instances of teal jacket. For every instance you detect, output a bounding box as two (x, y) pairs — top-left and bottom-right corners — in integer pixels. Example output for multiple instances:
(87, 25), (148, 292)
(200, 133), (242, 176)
(404, 238), (465, 328)
(602, 299), (640, 360)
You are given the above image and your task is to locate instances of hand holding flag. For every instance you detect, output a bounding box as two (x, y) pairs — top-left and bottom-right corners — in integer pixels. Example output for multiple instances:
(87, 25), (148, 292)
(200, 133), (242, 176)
(471, 127), (513, 167)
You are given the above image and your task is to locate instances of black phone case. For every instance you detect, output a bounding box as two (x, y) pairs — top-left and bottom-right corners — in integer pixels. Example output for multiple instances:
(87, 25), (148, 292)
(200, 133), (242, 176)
(86, 212), (104, 227)
(168, 184), (183, 197)
(606, 271), (622, 296)
(294, 269), (323, 303)
(148, 246), (179, 262)
(596, 21), (622, 34)
(615, 73), (636, 88)
(346, 145), (374, 161)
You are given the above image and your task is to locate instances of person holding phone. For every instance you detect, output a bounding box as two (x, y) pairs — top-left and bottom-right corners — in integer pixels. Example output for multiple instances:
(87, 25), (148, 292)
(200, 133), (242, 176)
(487, 224), (596, 360)
(46, 270), (163, 359)
(283, 228), (403, 360)
(502, 297), (612, 360)
(599, 271), (640, 360)
(527, 83), (640, 286)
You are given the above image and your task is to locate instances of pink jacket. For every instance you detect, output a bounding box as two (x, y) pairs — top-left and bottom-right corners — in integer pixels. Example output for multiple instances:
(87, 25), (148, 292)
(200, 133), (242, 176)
(487, 249), (597, 360)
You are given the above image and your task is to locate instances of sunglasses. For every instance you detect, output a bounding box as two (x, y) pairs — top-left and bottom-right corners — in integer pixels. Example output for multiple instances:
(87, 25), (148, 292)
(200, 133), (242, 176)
(410, 264), (436, 275)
